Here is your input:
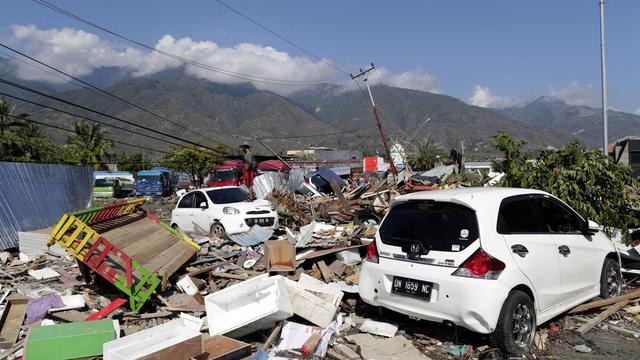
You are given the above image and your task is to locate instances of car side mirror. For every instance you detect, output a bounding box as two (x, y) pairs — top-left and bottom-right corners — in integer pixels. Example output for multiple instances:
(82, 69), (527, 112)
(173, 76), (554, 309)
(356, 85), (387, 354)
(584, 220), (599, 235)
(199, 202), (208, 209)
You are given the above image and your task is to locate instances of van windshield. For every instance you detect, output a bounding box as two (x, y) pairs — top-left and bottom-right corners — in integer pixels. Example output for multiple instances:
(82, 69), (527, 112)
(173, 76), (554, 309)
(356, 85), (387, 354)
(137, 175), (160, 183)
(210, 169), (237, 182)
(379, 201), (479, 253)
(95, 179), (114, 187)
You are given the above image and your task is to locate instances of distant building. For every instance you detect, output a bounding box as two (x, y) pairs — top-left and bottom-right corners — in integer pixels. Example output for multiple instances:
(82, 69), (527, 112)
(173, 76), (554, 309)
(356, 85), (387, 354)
(287, 147), (362, 161)
(613, 137), (640, 180)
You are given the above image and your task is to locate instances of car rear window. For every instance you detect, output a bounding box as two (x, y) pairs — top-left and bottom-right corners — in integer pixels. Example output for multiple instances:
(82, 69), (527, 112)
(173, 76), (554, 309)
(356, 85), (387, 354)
(379, 201), (479, 253)
(207, 188), (247, 204)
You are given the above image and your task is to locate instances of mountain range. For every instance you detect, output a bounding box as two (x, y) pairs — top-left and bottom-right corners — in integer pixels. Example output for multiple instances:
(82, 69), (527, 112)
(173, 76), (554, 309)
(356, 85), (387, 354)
(1, 61), (638, 159)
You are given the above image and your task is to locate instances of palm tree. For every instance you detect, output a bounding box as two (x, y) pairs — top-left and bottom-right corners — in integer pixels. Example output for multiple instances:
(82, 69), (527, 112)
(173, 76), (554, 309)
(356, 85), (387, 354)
(67, 120), (112, 168)
(0, 97), (29, 135)
(410, 140), (445, 172)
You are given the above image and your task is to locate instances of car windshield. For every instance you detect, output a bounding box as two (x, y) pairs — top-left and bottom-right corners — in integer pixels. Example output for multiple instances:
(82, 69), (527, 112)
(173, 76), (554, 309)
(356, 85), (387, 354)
(95, 179), (114, 187)
(206, 188), (248, 204)
(137, 175), (160, 182)
(379, 201), (479, 253)
(210, 169), (237, 182)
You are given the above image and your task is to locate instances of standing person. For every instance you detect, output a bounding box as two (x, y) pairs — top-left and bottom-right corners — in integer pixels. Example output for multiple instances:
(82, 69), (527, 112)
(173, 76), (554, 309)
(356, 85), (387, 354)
(240, 143), (257, 201)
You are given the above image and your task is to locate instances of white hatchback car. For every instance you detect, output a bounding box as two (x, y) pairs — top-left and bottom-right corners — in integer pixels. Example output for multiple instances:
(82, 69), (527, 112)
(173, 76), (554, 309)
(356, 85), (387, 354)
(359, 187), (620, 356)
(170, 186), (278, 237)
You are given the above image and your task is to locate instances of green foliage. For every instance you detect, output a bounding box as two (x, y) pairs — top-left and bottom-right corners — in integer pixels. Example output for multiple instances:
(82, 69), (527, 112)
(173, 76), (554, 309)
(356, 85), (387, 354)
(114, 153), (153, 173)
(66, 120), (113, 168)
(409, 140), (445, 171)
(443, 172), (487, 187)
(163, 144), (226, 185)
(491, 131), (640, 242)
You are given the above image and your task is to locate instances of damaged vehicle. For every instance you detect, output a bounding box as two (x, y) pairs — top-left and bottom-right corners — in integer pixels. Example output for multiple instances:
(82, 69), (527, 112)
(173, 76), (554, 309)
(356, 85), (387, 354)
(359, 187), (620, 356)
(170, 186), (278, 237)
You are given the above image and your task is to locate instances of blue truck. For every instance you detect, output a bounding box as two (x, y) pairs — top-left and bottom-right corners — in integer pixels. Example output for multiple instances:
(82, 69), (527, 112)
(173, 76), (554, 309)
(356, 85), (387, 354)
(135, 167), (171, 196)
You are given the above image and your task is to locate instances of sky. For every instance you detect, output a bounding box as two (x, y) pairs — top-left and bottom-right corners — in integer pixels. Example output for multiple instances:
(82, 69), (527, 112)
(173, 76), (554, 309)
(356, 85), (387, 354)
(1, 0), (639, 113)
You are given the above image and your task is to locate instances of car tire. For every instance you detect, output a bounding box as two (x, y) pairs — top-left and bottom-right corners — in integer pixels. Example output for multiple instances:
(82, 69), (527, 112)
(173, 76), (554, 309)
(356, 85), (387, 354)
(210, 222), (226, 238)
(600, 258), (622, 299)
(491, 290), (536, 357)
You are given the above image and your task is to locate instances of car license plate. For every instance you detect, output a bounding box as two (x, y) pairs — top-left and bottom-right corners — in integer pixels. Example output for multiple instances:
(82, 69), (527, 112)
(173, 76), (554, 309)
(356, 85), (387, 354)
(391, 276), (432, 300)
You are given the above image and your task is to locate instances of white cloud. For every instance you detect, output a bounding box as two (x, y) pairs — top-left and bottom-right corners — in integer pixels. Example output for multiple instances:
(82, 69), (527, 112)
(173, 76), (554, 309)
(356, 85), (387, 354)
(548, 81), (598, 106)
(5, 25), (440, 96)
(467, 85), (520, 108)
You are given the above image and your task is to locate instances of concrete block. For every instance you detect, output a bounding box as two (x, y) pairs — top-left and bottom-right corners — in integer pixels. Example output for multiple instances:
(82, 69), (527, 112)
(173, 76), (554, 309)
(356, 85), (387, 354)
(205, 275), (293, 338)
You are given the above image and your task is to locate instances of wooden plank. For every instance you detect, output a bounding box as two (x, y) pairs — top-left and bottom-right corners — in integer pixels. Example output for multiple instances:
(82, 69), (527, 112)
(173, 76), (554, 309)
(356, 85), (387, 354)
(202, 335), (251, 360)
(329, 180), (352, 214)
(576, 300), (630, 334)
(157, 246), (197, 277)
(569, 289), (640, 314)
(317, 260), (333, 282)
(143, 241), (191, 274)
(210, 272), (252, 280)
(48, 310), (86, 323)
(140, 334), (203, 360)
(0, 296), (28, 349)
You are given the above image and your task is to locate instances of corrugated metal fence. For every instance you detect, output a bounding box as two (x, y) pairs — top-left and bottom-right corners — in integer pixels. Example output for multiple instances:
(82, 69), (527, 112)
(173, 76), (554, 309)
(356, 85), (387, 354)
(0, 162), (93, 250)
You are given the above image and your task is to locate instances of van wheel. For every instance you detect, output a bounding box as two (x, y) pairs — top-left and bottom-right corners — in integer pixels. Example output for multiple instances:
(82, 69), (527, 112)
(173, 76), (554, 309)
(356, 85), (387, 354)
(210, 222), (226, 238)
(600, 258), (622, 298)
(491, 290), (536, 356)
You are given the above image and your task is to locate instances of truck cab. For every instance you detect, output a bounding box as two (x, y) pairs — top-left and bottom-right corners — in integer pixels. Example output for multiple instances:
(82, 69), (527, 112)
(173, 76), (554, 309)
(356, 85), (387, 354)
(135, 168), (171, 196)
(207, 160), (244, 187)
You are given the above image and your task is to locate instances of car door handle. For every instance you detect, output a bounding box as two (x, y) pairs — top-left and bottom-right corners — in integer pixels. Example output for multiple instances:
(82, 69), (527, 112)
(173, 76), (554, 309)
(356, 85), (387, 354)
(558, 245), (571, 257)
(511, 244), (529, 258)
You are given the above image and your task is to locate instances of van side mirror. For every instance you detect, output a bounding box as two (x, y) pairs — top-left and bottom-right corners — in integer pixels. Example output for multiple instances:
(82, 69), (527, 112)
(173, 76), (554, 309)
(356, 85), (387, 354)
(199, 202), (208, 209)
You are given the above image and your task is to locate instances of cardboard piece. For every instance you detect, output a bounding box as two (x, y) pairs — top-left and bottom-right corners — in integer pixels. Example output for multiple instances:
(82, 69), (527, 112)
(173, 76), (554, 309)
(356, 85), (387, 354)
(265, 240), (296, 272)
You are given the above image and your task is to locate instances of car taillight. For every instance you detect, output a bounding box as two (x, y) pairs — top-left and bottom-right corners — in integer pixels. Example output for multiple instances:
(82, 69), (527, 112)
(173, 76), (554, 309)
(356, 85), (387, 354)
(452, 248), (505, 279)
(366, 241), (379, 263)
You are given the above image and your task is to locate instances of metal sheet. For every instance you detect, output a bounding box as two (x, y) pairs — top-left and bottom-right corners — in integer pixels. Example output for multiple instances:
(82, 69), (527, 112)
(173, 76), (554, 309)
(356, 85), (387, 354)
(253, 172), (287, 199)
(227, 226), (274, 246)
(0, 162), (93, 250)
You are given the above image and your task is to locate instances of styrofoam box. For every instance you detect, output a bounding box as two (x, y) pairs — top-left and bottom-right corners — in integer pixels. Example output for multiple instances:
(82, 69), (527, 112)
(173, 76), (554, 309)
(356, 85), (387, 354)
(103, 318), (202, 360)
(205, 275), (293, 338)
(285, 279), (338, 328)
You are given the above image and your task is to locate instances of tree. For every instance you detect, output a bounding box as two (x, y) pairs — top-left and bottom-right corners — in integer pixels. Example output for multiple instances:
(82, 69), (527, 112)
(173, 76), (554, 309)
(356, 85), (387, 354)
(491, 131), (640, 243)
(67, 120), (113, 168)
(115, 153), (153, 172)
(163, 144), (226, 185)
(409, 140), (445, 171)
(0, 98), (29, 135)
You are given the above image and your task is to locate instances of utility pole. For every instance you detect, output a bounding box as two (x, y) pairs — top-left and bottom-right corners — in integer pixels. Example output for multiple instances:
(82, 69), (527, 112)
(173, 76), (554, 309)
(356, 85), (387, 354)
(599, 0), (609, 162)
(254, 136), (294, 170)
(351, 63), (397, 177)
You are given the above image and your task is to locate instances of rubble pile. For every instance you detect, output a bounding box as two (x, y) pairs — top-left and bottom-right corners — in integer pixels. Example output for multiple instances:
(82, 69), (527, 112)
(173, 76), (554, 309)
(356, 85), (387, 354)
(1, 171), (639, 360)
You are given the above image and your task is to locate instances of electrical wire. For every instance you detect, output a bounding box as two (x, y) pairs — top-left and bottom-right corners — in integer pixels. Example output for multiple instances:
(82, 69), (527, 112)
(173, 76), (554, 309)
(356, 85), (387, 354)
(258, 125), (377, 139)
(30, 0), (343, 86)
(0, 91), (193, 149)
(2, 112), (170, 154)
(0, 43), (233, 147)
(0, 77), (225, 151)
(214, 0), (350, 76)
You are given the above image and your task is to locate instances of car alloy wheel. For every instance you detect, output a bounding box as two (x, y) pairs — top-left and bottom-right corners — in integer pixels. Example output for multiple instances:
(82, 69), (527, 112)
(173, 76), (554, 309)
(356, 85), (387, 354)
(210, 223), (226, 237)
(606, 264), (621, 297)
(512, 303), (535, 348)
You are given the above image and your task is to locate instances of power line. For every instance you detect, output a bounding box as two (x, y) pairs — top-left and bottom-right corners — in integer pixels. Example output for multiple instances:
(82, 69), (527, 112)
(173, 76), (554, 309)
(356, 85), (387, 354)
(214, 0), (350, 76)
(2, 112), (170, 154)
(258, 125), (377, 139)
(0, 91), (191, 149)
(0, 77), (225, 151)
(30, 0), (343, 86)
(0, 43), (232, 147)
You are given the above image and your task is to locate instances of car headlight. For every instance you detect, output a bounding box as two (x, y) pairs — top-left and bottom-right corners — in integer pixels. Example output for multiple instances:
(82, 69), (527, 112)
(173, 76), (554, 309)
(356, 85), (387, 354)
(223, 207), (240, 215)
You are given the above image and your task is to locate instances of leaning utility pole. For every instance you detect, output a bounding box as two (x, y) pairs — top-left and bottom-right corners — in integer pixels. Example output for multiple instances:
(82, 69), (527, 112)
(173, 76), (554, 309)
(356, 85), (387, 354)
(599, 0), (609, 162)
(351, 63), (397, 176)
